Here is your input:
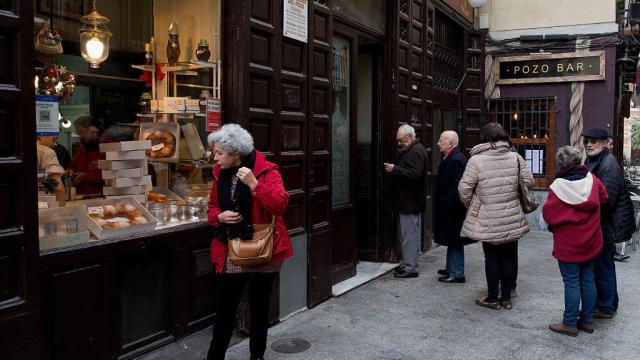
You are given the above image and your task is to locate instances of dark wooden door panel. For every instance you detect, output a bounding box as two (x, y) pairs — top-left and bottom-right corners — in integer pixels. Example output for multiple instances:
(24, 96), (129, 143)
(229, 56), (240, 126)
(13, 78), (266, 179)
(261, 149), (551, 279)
(461, 29), (486, 153)
(381, 0), (433, 259)
(0, 1), (40, 358)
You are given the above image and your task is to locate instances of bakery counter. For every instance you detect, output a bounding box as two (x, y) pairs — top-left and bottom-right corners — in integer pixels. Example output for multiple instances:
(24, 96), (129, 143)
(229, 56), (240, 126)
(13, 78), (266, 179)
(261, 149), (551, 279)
(40, 216), (216, 360)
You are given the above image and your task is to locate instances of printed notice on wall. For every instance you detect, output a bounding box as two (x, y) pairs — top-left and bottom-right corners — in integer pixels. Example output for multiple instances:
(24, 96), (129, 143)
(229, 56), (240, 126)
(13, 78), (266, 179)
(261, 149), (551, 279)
(36, 95), (60, 136)
(283, 0), (308, 43)
(206, 98), (221, 132)
(525, 149), (544, 175)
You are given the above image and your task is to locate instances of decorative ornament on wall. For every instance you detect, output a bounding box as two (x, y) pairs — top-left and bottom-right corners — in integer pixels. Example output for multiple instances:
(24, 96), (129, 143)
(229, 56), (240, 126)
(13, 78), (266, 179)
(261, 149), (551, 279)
(35, 64), (76, 102)
(34, 20), (63, 64)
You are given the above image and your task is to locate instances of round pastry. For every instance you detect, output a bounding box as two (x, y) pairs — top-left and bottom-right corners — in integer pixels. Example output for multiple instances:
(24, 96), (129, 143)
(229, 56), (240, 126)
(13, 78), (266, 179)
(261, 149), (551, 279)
(116, 221), (131, 228)
(103, 205), (117, 217)
(133, 216), (148, 224)
(145, 130), (176, 158)
(124, 204), (136, 214)
(114, 203), (127, 216)
(129, 210), (144, 219)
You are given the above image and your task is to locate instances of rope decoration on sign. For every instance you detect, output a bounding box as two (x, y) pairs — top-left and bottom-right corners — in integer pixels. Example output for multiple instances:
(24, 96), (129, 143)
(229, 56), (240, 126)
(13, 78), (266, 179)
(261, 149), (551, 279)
(569, 38), (591, 161)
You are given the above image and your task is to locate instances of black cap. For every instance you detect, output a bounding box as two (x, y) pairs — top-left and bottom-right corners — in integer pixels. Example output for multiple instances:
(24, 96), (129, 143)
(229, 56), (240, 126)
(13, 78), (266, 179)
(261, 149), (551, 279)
(581, 128), (610, 140)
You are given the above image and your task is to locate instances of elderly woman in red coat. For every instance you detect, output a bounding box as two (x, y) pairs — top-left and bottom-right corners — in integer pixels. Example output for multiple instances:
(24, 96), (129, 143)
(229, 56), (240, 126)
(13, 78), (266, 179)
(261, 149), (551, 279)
(206, 124), (292, 360)
(543, 146), (607, 338)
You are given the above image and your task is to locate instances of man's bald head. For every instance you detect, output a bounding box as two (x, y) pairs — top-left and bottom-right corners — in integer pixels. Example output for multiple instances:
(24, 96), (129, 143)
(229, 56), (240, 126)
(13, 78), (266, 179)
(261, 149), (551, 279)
(438, 130), (459, 154)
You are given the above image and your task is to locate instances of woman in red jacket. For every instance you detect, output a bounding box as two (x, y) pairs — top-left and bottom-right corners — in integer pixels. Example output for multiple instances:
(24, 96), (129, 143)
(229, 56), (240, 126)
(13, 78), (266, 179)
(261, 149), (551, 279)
(543, 146), (608, 337)
(206, 124), (292, 360)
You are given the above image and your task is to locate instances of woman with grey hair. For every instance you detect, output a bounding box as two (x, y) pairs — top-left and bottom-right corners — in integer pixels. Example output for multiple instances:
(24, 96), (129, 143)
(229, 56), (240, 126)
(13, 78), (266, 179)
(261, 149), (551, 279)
(542, 146), (608, 337)
(206, 123), (293, 360)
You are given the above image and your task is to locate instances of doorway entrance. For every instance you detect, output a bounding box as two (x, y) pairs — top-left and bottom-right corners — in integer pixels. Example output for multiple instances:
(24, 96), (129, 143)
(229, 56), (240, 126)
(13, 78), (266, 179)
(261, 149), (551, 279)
(330, 26), (383, 285)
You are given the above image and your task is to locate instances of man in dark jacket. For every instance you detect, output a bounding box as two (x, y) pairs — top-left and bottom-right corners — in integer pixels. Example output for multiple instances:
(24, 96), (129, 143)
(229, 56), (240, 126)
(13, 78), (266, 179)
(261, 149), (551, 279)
(583, 128), (636, 318)
(434, 131), (469, 283)
(384, 124), (428, 278)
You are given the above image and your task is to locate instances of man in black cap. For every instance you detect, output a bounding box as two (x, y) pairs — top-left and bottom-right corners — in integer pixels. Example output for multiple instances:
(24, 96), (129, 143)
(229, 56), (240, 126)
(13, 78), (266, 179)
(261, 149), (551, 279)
(583, 128), (636, 319)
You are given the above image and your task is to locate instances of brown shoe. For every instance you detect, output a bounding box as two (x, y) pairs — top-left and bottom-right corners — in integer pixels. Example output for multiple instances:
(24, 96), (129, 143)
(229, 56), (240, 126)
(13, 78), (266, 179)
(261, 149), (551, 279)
(593, 309), (613, 319)
(499, 300), (513, 310)
(577, 320), (594, 333)
(475, 297), (501, 310)
(548, 323), (578, 337)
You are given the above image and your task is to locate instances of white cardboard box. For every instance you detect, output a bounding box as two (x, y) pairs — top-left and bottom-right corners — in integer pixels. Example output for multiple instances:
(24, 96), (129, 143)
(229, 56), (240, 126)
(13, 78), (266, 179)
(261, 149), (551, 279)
(102, 167), (148, 180)
(99, 140), (152, 153)
(84, 197), (157, 240)
(98, 159), (147, 170)
(103, 184), (152, 195)
(105, 150), (147, 161)
(105, 175), (152, 188)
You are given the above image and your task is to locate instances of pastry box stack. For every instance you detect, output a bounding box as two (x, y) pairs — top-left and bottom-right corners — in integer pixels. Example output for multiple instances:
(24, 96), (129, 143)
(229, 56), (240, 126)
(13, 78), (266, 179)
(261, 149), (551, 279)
(99, 140), (153, 203)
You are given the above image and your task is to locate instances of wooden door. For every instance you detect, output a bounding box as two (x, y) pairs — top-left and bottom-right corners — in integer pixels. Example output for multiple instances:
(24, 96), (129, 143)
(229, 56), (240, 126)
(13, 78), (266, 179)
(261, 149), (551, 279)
(329, 29), (357, 285)
(0, 1), (41, 359)
(222, 0), (334, 308)
(460, 29), (486, 153)
(382, 0), (434, 260)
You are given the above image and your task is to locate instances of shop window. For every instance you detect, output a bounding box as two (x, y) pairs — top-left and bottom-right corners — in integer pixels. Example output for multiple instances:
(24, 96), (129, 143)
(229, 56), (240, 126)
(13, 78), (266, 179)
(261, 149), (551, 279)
(490, 98), (556, 188)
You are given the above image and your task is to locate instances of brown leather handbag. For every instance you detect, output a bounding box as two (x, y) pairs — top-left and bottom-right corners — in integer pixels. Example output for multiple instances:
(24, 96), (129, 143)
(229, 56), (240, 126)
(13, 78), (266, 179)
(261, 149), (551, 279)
(516, 154), (539, 214)
(228, 216), (275, 267)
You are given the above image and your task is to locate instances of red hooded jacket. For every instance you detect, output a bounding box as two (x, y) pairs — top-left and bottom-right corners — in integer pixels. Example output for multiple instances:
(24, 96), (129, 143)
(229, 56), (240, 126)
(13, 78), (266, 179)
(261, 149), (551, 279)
(542, 172), (608, 263)
(208, 150), (293, 272)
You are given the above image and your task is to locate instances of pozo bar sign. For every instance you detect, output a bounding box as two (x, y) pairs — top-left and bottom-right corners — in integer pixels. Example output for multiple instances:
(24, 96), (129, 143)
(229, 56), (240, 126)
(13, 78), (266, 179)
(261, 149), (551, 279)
(495, 51), (605, 85)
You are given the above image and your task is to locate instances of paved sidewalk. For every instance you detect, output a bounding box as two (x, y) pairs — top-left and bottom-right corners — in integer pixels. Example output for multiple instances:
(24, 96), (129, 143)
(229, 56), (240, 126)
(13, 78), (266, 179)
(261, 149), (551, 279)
(141, 232), (640, 360)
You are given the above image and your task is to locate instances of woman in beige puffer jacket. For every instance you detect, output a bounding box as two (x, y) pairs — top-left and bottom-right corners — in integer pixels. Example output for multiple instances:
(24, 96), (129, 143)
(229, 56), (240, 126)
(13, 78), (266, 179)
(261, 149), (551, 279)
(458, 123), (534, 310)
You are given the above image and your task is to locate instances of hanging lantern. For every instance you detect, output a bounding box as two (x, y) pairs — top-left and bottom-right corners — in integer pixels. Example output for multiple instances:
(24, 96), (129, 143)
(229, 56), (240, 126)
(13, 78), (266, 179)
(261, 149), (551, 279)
(79, 0), (112, 69)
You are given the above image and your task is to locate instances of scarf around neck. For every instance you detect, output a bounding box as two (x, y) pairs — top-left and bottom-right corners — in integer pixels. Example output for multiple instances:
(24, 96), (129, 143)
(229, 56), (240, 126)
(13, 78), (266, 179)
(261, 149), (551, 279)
(215, 150), (256, 243)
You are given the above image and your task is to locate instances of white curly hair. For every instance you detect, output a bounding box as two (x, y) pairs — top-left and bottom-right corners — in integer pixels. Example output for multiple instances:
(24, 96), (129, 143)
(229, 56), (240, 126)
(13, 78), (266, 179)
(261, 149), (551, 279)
(207, 123), (255, 156)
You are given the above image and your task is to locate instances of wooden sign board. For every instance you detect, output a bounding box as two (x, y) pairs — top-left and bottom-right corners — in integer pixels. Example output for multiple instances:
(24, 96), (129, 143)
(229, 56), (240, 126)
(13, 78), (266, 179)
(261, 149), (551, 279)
(442, 0), (474, 24)
(495, 51), (605, 85)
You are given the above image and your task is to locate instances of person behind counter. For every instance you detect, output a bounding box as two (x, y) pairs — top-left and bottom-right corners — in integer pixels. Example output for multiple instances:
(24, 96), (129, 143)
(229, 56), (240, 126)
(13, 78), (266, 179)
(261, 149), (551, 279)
(66, 115), (105, 196)
(38, 135), (71, 169)
(37, 143), (65, 206)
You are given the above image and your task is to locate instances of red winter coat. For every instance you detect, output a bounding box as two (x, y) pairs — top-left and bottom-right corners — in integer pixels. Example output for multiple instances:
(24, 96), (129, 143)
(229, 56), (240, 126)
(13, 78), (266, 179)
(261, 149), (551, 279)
(542, 172), (608, 263)
(208, 150), (293, 273)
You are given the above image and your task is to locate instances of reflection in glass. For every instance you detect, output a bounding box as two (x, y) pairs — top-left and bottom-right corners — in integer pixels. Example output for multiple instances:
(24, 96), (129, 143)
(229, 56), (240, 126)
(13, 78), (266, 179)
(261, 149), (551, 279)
(331, 35), (350, 207)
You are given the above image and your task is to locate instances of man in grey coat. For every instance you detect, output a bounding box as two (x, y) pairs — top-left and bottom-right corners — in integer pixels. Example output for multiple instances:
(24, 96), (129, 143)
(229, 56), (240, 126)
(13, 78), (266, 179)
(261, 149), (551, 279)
(384, 124), (428, 278)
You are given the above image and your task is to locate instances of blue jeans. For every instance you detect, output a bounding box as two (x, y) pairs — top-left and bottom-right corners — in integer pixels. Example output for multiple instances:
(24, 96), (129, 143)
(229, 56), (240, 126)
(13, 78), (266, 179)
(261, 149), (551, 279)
(558, 259), (596, 328)
(445, 247), (464, 279)
(595, 244), (619, 314)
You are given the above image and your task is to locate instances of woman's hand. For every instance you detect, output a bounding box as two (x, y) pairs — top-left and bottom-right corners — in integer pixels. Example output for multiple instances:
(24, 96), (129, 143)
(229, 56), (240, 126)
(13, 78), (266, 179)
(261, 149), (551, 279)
(237, 167), (258, 191)
(218, 210), (243, 224)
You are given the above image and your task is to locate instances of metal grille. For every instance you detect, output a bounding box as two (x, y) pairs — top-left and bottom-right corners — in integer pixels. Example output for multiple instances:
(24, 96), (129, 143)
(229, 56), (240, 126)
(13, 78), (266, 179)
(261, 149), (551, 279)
(490, 97), (555, 187)
(433, 12), (463, 93)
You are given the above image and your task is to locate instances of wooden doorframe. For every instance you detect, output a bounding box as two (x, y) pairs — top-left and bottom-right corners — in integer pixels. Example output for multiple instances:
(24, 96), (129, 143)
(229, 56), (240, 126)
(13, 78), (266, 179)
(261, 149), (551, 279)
(0, 1), (42, 359)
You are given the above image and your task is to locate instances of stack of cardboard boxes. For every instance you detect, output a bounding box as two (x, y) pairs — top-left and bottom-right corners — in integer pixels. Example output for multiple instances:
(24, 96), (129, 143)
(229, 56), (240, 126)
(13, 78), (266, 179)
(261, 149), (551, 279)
(98, 141), (153, 203)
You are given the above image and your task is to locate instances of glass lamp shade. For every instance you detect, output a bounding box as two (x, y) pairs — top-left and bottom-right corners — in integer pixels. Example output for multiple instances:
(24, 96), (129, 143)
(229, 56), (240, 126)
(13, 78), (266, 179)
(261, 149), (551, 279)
(79, 8), (112, 68)
(80, 31), (110, 68)
(468, 0), (487, 8)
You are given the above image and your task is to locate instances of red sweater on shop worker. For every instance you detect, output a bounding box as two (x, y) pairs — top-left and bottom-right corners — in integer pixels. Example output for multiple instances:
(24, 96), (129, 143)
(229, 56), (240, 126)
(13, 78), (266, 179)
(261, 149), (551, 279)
(67, 144), (105, 195)
(542, 170), (608, 263)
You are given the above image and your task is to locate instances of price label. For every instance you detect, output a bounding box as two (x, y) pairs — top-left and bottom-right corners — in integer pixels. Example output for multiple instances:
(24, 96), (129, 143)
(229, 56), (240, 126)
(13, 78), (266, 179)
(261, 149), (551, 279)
(151, 143), (165, 151)
(38, 202), (49, 209)
(88, 206), (104, 214)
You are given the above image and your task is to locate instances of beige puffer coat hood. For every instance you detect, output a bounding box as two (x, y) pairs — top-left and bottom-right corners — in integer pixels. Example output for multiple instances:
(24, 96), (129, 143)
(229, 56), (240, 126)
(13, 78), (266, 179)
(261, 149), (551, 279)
(458, 141), (534, 243)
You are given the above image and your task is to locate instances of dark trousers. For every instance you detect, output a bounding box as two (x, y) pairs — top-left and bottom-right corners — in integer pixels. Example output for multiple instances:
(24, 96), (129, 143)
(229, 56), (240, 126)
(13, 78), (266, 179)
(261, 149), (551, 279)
(207, 272), (277, 360)
(482, 241), (518, 302)
(595, 243), (619, 315)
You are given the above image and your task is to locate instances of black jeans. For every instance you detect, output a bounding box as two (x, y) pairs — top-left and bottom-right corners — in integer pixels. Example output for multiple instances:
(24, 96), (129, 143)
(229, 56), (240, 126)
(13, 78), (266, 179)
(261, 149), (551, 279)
(482, 241), (518, 302)
(207, 272), (277, 360)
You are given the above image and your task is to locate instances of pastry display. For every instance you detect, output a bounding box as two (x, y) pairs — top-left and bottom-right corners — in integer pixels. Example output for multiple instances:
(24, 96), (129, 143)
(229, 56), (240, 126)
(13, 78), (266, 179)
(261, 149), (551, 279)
(148, 191), (169, 203)
(145, 130), (177, 158)
(139, 123), (181, 162)
(88, 202), (150, 229)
